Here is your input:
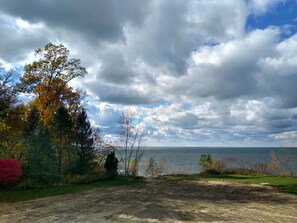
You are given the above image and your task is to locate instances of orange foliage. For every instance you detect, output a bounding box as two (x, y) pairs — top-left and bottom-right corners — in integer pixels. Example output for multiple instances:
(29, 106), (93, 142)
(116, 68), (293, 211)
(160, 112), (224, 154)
(18, 43), (87, 124)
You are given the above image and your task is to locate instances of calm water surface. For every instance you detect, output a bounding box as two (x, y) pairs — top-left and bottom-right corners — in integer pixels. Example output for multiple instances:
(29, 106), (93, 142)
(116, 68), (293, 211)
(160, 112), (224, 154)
(135, 147), (297, 176)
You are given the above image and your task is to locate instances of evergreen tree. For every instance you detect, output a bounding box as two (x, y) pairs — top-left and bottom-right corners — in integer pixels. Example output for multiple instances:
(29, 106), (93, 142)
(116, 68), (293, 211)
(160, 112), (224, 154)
(25, 106), (55, 179)
(199, 154), (212, 173)
(51, 104), (74, 179)
(74, 108), (95, 174)
(104, 151), (118, 177)
(25, 106), (41, 174)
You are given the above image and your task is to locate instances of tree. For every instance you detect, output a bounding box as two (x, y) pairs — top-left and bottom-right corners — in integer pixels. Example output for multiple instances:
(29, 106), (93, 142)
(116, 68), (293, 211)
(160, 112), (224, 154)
(0, 67), (25, 158)
(18, 43), (87, 123)
(145, 158), (164, 178)
(92, 128), (108, 165)
(199, 154), (212, 173)
(74, 108), (95, 174)
(51, 104), (74, 179)
(24, 106), (55, 178)
(0, 68), (18, 120)
(104, 151), (118, 177)
(118, 108), (146, 176)
(24, 106), (41, 174)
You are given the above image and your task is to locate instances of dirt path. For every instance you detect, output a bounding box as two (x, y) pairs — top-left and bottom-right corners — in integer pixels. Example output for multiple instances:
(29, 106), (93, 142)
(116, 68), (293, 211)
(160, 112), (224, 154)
(0, 179), (296, 223)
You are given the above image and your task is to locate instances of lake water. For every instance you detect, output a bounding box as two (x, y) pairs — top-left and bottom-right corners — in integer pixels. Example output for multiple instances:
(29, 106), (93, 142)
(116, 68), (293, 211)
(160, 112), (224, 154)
(134, 147), (297, 176)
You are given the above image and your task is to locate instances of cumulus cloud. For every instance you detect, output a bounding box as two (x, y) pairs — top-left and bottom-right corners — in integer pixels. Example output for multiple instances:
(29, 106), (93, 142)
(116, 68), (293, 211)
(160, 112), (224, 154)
(247, 0), (286, 15)
(0, 0), (297, 146)
(0, 0), (151, 42)
(165, 28), (279, 100)
(0, 15), (50, 63)
(258, 34), (297, 108)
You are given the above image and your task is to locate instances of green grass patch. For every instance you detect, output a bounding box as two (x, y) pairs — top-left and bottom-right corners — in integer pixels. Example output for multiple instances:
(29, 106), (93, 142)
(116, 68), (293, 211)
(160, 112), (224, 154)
(0, 176), (143, 203)
(161, 174), (297, 195)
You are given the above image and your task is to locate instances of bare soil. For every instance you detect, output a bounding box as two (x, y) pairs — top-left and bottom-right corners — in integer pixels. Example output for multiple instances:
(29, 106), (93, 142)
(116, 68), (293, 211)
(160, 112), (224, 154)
(0, 179), (296, 223)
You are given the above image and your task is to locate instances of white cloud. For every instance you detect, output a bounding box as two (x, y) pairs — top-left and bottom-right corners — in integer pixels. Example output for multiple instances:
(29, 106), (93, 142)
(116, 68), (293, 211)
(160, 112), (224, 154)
(0, 0), (297, 146)
(248, 0), (286, 15)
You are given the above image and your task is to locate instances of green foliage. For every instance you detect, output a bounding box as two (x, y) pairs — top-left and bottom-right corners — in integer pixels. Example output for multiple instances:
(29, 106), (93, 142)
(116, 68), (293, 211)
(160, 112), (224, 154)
(199, 154), (212, 172)
(104, 151), (118, 177)
(0, 44), (97, 189)
(73, 108), (95, 174)
(0, 105), (27, 159)
(17, 172), (59, 189)
(51, 104), (75, 179)
(204, 160), (225, 174)
(24, 106), (56, 179)
(63, 174), (103, 185)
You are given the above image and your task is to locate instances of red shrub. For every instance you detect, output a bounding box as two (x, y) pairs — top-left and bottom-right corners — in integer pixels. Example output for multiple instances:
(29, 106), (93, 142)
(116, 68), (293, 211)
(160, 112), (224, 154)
(0, 158), (22, 184)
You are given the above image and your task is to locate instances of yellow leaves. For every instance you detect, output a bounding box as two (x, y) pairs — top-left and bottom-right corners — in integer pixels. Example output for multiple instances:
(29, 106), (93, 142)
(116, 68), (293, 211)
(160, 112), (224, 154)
(128, 160), (139, 176)
(0, 105), (27, 159)
(19, 43), (87, 125)
(33, 80), (81, 124)
(0, 120), (7, 131)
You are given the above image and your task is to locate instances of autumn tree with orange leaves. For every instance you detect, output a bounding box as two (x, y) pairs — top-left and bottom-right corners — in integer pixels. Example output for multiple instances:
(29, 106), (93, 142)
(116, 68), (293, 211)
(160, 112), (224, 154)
(18, 43), (87, 124)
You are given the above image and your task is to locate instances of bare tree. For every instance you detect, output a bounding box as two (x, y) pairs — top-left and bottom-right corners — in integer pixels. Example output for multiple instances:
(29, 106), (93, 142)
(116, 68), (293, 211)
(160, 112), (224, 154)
(92, 128), (112, 165)
(118, 108), (146, 176)
(0, 68), (19, 116)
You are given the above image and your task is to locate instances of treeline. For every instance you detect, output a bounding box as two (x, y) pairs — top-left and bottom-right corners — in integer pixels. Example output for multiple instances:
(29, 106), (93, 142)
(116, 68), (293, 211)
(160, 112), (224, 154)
(0, 43), (99, 186)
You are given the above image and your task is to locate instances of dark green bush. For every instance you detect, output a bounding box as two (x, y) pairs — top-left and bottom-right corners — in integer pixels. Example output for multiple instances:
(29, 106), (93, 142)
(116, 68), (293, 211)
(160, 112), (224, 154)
(63, 174), (103, 185)
(199, 154), (213, 172)
(104, 151), (118, 178)
(17, 171), (59, 189)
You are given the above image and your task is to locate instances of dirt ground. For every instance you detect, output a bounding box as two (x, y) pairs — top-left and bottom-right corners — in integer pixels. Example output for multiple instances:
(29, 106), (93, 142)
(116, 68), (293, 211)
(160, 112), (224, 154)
(0, 179), (296, 223)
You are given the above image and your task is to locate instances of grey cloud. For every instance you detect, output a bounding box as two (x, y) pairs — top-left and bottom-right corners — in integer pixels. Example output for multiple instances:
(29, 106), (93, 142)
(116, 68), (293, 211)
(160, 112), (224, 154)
(1, 0), (297, 146)
(258, 34), (297, 108)
(171, 113), (199, 129)
(157, 112), (199, 130)
(146, 98), (297, 144)
(0, 0), (151, 43)
(99, 48), (136, 84)
(187, 0), (247, 40)
(127, 0), (247, 76)
(128, 0), (196, 76)
(267, 76), (297, 108)
(0, 15), (50, 62)
(267, 119), (295, 129)
(85, 82), (158, 105)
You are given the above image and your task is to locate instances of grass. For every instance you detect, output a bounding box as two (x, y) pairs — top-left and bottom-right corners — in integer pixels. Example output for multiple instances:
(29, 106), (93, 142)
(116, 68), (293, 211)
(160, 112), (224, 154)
(0, 176), (143, 203)
(161, 173), (297, 195)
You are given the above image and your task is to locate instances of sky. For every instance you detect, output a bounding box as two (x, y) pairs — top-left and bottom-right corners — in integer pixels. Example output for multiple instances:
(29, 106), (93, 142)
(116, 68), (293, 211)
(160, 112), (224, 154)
(1, 0), (297, 147)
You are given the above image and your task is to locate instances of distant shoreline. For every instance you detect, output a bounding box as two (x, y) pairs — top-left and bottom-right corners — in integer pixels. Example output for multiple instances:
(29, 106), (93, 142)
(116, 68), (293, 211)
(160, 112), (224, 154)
(144, 146), (297, 149)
